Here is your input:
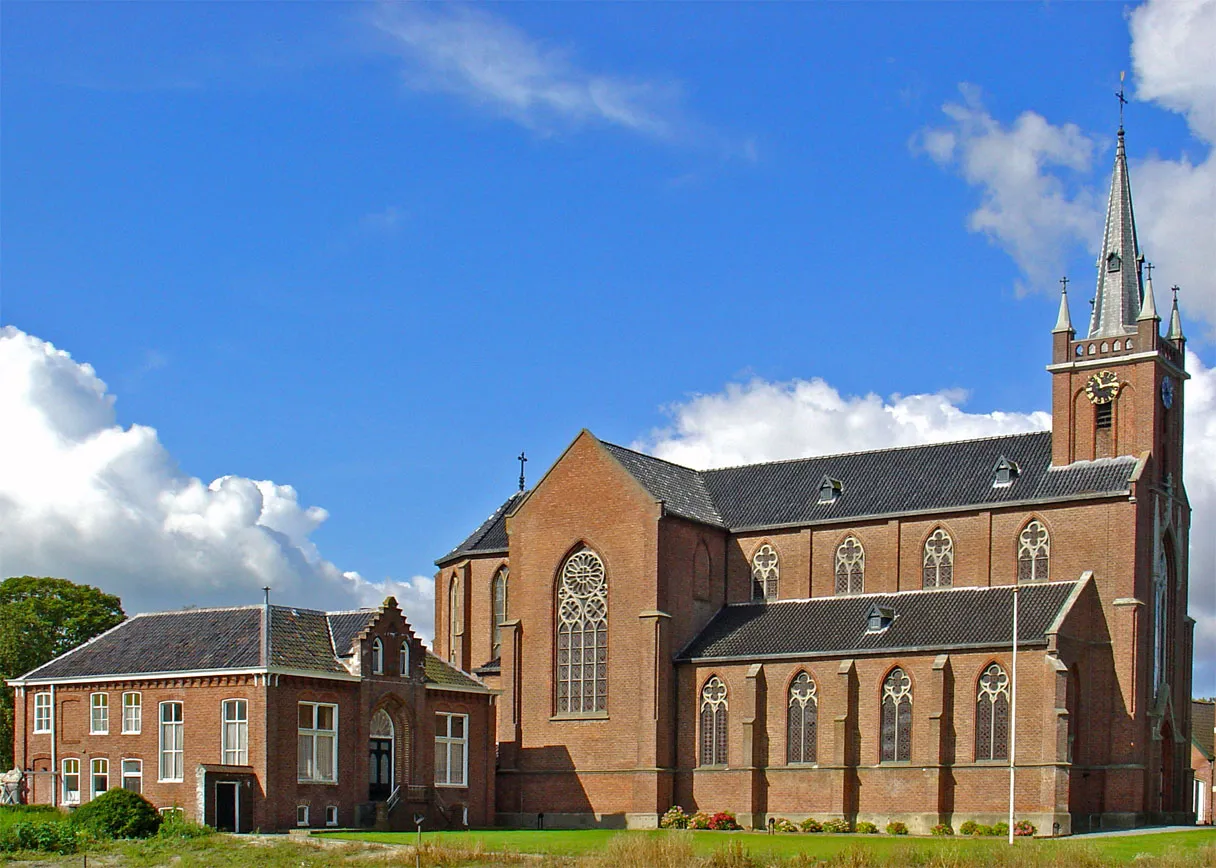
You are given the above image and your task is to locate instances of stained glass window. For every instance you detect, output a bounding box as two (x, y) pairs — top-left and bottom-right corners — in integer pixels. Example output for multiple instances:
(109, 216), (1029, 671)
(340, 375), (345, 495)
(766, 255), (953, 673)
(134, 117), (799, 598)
(923, 529), (954, 589)
(556, 548), (608, 714)
(975, 663), (1010, 761)
(491, 567), (508, 661)
(699, 676), (728, 766)
(835, 536), (865, 595)
(1017, 521), (1050, 582)
(880, 668), (912, 762)
(787, 672), (818, 764)
(751, 544), (779, 600)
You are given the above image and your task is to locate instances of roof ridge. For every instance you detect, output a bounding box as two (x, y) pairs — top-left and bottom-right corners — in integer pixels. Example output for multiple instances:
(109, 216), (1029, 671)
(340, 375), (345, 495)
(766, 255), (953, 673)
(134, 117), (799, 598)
(17, 615), (135, 681)
(602, 440), (709, 474)
(698, 430), (1052, 474)
(270, 604), (328, 616)
(135, 604), (262, 616)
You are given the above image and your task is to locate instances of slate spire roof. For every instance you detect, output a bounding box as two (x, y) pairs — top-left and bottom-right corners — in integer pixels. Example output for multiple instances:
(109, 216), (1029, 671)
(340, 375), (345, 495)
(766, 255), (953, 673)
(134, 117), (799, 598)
(1089, 127), (1145, 338)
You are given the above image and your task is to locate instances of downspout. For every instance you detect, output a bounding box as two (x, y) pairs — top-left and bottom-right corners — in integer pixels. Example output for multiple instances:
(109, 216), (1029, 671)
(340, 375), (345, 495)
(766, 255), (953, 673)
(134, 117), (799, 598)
(50, 684), (57, 808)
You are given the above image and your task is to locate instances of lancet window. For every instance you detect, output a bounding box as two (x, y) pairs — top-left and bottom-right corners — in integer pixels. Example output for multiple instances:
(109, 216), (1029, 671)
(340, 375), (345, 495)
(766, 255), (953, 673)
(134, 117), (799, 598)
(699, 676), (728, 766)
(922, 529), (954, 589)
(975, 663), (1010, 761)
(786, 672), (818, 764)
(1017, 520), (1050, 582)
(880, 668), (912, 762)
(835, 536), (865, 595)
(491, 566), (508, 661)
(556, 548), (608, 715)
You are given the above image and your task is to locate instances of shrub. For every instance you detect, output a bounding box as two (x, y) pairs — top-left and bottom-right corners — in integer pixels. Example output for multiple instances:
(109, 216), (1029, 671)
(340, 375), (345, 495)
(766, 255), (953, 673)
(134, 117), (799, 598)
(708, 810), (740, 831)
(799, 817), (823, 833)
(0, 820), (81, 854)
(771, 818), (798, 832)
(156, 815), (214, 840)
(930, 823), (954, 836)
(690, 811), (711, 830)
(1013, 819), (1037, 837)
(821, 818), (851, 833)
(659, 805), (690, 830)
(69, 788), (161, 839)
(855, 821), (878, 834)
(992, 821), (1009, 837)
(959, 820), (979, 836)
(885, 821), (908, 835)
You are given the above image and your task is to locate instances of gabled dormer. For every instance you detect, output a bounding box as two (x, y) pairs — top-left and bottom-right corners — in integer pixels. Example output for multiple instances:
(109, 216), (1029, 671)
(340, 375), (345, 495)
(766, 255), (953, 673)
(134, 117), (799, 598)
(330, 596), (423, 680)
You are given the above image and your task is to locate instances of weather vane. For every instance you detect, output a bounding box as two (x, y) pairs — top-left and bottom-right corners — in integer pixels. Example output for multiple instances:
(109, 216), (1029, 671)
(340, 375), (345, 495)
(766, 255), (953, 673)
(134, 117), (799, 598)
(1117, 71), (1128, 132)
(518, 451), (528, 492)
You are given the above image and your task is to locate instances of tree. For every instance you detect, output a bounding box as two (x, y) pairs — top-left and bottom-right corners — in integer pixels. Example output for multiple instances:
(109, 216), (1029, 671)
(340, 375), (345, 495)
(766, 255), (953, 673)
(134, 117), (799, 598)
(0, 577), (125, 769)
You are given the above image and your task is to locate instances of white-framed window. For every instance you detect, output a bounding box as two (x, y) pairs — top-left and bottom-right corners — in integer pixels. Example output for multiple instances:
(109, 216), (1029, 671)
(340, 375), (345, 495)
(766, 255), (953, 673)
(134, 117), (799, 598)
(158, 806), (184, 820)
(91, 758), (109, 798)
(90, 693), (109, 734)
(434, 712), (468, 787)
(371, 638), (384, 675)
(751, 543), (779, 600)
(400, 641), (411, 676)
(121, 759), (142, 794)
(296, 805), (309, 827)
(297, 702), (337, 783)
(1017, 520), (1050, 582)
(122, 692), (141, 734)
(221, 699), (248, 765)
(159, 701), (184, 782)
(33, 693), (51, 734)
(325, 805), (339, 827)
(61, 758), (80, 805)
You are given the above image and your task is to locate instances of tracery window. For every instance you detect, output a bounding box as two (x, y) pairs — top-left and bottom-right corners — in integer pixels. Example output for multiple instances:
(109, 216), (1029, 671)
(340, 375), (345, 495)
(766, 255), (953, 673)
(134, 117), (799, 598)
(880, 668), (912, 762)
(975, 663), (1010, 761)
(699, 676), (728, 766)
(751, 544), (779, 600)
(922, 529), (954, 589)
(835, 536), (865, 595)
(491, 567), (508, 661)
(556, 548), (608, 714)
(1152, 543), (1171, 692)
(1017, 521), (1050, 582)
(786, 672), (818, 764)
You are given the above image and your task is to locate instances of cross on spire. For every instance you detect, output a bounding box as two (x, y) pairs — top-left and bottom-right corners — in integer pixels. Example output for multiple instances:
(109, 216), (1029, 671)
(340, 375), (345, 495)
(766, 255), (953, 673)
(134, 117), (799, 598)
(517, 451), (528, 492)
(1059, 276), (1069, 294)
(1145, 261), (1153, 281)
(1117, 71), (1128, 133)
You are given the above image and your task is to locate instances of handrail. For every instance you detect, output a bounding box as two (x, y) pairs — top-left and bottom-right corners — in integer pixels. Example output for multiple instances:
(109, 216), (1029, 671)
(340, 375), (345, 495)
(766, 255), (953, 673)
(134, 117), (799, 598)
(385, 784), (401, 814)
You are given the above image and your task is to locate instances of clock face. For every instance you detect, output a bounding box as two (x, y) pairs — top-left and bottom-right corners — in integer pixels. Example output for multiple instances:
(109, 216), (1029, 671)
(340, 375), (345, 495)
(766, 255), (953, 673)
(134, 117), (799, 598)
(1161, 376), (1175, 409)
(1085, 370), (1120, 405)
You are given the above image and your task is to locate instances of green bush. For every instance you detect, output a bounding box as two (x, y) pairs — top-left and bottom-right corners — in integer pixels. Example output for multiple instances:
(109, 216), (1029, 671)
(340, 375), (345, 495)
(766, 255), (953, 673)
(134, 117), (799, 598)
(821, 818), (851, 833)
(959, 820), (979, 836)
(660, 805), (690, 829)
(157, 814), (214, 840)
(930, 823), (954, 836)
(771, 818), (798, 832)
(0, 819), (81, 854)
(992, 821), (1009, 837)
(69, 788), (161, 839)
(885, 821), (908, 835)
(799, 817), (822, 833)
(855, 821), (878, 834)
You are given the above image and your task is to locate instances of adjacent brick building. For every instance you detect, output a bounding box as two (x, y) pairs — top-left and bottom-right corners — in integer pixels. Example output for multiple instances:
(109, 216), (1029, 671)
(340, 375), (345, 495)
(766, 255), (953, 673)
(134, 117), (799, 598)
(434, 125), (1194, 835)
(1193, 700), (1214, 825)
(8, 597), (495, 832)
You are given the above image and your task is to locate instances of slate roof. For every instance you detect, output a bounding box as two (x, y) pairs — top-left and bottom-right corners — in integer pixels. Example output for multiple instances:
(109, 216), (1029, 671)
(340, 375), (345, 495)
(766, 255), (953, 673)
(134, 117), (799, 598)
(679, 581), (1080, 661)
(328, 610), (377, 657)
(436, 491), (526, 565)
(1194, 701), (1215, 760)
(424, 653), (492, 692)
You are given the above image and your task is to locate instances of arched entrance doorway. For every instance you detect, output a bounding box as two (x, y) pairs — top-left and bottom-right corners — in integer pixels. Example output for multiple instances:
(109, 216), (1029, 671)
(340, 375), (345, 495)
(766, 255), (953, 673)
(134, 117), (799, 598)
(369, 708), (394, 802)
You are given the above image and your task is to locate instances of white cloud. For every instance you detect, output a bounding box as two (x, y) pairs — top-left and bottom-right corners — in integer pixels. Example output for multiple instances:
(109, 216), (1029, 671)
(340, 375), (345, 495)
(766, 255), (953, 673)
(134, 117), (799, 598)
(0, 326), (434, 642)
(370, 3), (685, 141)
(914, 84), (1102, 296)
(637, 356), (1216, 696)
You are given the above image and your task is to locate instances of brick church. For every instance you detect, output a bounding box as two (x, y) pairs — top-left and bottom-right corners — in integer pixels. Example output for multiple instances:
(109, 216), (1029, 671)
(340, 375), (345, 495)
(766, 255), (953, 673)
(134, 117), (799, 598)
(434, 124), (1194, 835)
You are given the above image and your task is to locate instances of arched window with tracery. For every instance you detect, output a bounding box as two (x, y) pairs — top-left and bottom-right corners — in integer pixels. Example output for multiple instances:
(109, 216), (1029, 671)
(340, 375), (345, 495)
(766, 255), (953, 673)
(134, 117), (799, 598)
(556, 548), (608, 714)
(1152, 540), (1174, 693)
(923, 529), (954, 589)
(787, 672), (818, 764)
(835, 536), (865, 595)
(1017, 520), (1050, 582)
(751, 544), (779, 601)
(491, 566), (508, 661)
(447, 576), (461, 662)
(880, 667), (912, 762)
(699, 676), (728, 766)
(975, 663), (1010, 761)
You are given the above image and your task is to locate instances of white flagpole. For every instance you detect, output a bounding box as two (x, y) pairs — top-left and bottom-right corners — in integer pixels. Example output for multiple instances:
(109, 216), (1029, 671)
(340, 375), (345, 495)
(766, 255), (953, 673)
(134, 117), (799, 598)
(1008, 584), (1019, 845)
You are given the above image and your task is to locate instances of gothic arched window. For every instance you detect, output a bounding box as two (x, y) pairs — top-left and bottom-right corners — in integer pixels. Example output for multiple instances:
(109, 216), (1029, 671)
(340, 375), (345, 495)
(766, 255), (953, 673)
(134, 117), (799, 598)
(751, 544), (779, 601)
(699, 676), (728, 766)
(491, 566), (508, 661)
(880, 667), (912, 762)
(1017, 520), (1050, 582)
(975, 663), (1010, 761)
(1152, 541), (1173, 692)
(400, 641), (410, 676)
(693, 540), (712, 601)
(556, 548), (608, 715)
(923, 529), (954, 589)
(371, 638), (384, 675)
(447, 577), (460, 662)
(787, 672), (818, 764)
(835, 536), (865, 595)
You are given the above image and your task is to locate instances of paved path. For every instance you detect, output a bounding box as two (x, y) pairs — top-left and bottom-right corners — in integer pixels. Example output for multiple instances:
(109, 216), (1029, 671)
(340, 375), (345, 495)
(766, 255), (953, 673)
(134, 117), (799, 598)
(1072, 825), (1209, 838)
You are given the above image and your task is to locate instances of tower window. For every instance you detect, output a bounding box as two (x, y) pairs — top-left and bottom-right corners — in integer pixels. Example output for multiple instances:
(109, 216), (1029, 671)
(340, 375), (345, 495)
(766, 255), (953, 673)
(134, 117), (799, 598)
(1096, 403), (1113, 430)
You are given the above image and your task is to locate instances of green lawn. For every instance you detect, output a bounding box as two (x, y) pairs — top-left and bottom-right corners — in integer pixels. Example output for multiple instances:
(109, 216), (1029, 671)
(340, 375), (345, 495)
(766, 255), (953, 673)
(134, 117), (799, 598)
(318, 827), (1216, 864)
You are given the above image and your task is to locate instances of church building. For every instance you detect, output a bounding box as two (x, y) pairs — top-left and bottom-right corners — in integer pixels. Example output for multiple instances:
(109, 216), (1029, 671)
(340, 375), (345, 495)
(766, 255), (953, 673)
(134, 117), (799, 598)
(434, 124), (1193, 836)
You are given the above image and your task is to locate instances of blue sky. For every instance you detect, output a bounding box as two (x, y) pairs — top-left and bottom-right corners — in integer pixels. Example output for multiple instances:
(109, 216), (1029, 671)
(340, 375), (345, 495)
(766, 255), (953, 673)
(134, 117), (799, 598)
(2, 1), (1214, 687)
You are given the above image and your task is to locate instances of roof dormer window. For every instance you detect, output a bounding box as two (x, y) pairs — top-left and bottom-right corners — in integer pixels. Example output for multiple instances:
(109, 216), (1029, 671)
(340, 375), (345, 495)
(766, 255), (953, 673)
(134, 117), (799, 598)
(992, 456), (1019, 488)
(866, 605), (894, 634)
(818, 476), (843, 504)
(1107, 252), (1121, 272)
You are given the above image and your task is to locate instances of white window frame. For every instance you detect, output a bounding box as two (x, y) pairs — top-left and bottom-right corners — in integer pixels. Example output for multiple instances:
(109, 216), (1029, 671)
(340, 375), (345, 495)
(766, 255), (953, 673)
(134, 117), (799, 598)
(121, 758), (142, 793)
(61, 758), (80, 805)
(221, 699), (249, 765)
(90, 692), (109, 735)
(91, 757), (109, 798)
(371, 638), (384, 675)
(325, 805), (339, 827)
(122, 692), (141, 734)
(400, 641), (410, 676)
(158, 701), (184, 782)
(33, 692), (51, 734)
(434, 712), (469, 788)
(296, 805), (309, 827)
(297, 702), (338, 784)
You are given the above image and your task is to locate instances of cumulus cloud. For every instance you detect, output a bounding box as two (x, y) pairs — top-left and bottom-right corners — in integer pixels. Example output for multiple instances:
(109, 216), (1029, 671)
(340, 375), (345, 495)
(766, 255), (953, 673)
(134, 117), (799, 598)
(370, 3), (686, 141)
(638, 357), (1216, 696)
(0, 326), (434, 641)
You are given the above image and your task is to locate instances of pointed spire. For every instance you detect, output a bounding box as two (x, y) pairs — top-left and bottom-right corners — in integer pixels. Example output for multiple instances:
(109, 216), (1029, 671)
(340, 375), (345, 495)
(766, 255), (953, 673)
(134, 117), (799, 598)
(1167, 286), (1185, 342)
(1053, 277), (1073, 333)
(1088, 125), (1144, 338)
(1138, 261), (1159, 321)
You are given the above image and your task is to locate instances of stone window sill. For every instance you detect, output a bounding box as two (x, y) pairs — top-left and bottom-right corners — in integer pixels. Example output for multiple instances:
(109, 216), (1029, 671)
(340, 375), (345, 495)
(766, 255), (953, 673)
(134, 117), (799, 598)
(549, 713), (609, 721)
